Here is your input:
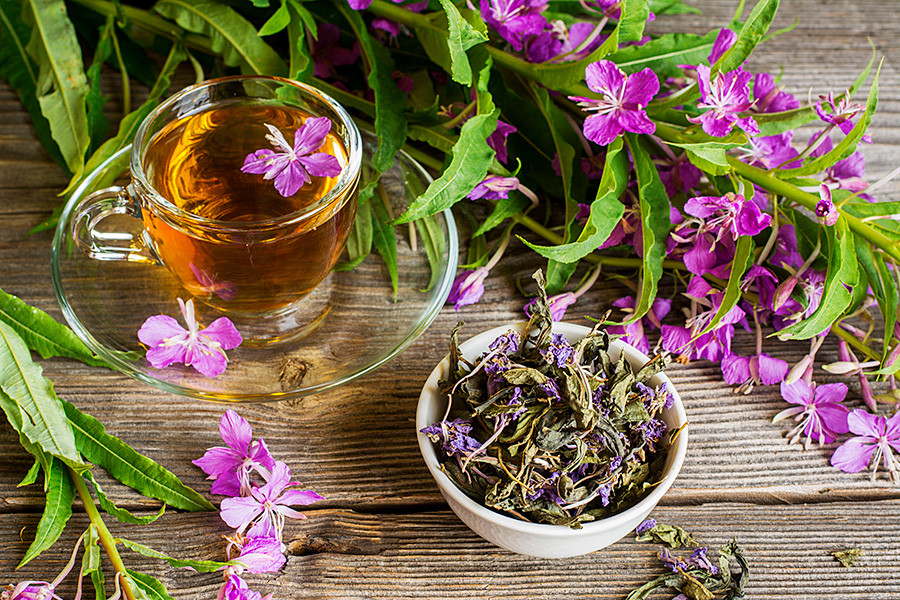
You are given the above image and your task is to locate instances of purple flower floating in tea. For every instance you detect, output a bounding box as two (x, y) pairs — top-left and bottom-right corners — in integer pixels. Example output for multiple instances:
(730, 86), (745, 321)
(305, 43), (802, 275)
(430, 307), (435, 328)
(241, 118), (342, 197)
(138, 298), (242, 377)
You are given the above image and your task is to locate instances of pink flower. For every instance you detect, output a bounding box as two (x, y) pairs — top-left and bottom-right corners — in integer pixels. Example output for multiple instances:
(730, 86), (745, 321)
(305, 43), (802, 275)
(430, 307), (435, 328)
(241, 119), (342, 197)
(774, 380), (850, 446)
(721, 351), (789, 393)
(231, 536), (286, 574)
(569, 60), (659, 146)
(480, 0), (548, 51)
(815, 184), (839, 226)
(831, 409), (900, 484)
(138, 298), (242, 377)
(690, 65), (759, 138)
(447, 268), (489, 310)
(220, 462), (323, 539)
(193, 410), (276, 497)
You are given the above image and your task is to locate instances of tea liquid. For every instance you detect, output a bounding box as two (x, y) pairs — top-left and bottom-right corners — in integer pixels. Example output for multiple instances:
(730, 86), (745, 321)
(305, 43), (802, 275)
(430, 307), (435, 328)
(141, 101), (357, 315)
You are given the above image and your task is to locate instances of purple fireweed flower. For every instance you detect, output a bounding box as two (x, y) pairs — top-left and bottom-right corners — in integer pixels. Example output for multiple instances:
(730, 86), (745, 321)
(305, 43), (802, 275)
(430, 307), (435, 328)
(242, 120), (343, 198)
(220, 461), (324, 540)
(659, 153), (702, 198)
(742, 264), (778, 310)
(467, 175), (537, 203)
(658, 548), (689, 573)
(569, 60), (659, 146)
(815, 90), (863, 135)
(721, 351), (789, 392)
(193, 410), (276, 497)
(217, 572), (268, 600)
(708, 28), (736, 64)
(607, 295), (671, 355)
(540, 333), (575, 367)
(684, 192), (771, 240)
(526, 20), (604, 63)
(690, 65), (759, 138)
(524, 292), (578, 321)
(190, 263), (237, 301)
(815, 184), (839, 226)
(489, 330), (521, 353)
(4, 531), (89, 600)
(635, 518), (656, 535)
(831, 409), (900, 484)
(480, 0), (548, 51)
(774, 380), (850, 447)
(753, 72), (800, 113)
(312, 23), (360, 79)
(487, 120), (517, 164)
(447, 268), (489, 310)
(138, 298), (242, 378)
(582, 0), (655, 21)
(688, 547), (719, 575)
(661, 278), (743, 362)
(741, 132), (801, 170)
(769, 223), (803, 270)
(421, 418), (482, 455)
(230, 536), (286, 574)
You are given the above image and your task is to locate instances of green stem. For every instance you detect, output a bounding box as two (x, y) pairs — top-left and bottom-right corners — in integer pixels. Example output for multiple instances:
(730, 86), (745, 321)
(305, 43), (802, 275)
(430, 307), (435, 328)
(511, 213), (685, 271)
(69, 468), (136, 600)
(830, 321), (880, 362)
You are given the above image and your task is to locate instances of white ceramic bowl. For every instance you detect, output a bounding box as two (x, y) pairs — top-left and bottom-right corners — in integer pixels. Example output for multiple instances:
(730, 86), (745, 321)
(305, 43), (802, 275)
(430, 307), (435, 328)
(416, 322), (688, 558)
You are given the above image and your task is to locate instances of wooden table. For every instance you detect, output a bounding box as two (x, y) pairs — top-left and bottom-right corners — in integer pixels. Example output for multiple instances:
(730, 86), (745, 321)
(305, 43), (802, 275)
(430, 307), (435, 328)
(2, 1), (899, 597)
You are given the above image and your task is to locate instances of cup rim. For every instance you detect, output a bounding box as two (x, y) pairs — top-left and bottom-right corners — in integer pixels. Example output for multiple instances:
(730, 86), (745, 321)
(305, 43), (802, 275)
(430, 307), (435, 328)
(130, 75), (362, 232)
(416, 322), (688, 539)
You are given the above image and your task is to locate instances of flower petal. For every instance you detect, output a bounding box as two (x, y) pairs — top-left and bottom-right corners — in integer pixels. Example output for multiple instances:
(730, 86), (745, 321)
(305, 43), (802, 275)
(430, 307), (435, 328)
(220, 496), (263, 530)
(814, 382), (848, 406)
(846, 408), (883, 437)
(585, 60), (625, 95)
(138, 315), (186, 347)
(779, 379), (812, 407)
(720, 353), (750, 385)
(276, 489), (325, 507)
(582, 112), (622, 146)
(192, 446), (242, 478)
(220, 409), (253, 454)
(183, 342), (229, 378)
(294, 117), (332, 155)
(830, 437), (877, 473)
(145, 340), (188, 370)
(203, 318), (244, 350)
(298, 152), (343, 178)
(273, 160), (310, 197)
(756, 353), (789, 385)
(622, 67), (660, 106)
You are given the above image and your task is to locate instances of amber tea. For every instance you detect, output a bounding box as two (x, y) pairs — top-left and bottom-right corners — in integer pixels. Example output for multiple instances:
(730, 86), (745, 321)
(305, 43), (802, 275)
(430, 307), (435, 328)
(140, 101), (357, 315)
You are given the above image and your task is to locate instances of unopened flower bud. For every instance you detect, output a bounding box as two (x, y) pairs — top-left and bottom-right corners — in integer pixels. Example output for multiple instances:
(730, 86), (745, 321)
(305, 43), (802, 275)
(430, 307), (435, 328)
(784, 355), (812, 384)
(815, 184), (839, 226)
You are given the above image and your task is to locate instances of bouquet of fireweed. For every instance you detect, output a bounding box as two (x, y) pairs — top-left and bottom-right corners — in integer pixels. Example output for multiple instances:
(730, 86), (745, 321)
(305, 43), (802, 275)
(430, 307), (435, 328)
(1, 0), (899, 579)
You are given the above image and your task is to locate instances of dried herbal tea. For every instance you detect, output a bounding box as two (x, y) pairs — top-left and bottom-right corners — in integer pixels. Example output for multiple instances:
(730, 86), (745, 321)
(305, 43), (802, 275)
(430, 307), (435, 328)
(626, 540), (749, 600)
(421, 271), (677, 528)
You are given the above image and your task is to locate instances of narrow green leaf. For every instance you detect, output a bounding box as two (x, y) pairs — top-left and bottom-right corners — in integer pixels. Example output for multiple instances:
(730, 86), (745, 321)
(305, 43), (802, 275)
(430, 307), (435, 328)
(396, 60), (498, 223)
(286, 0), (314, 81)
(855, 237), (899, 374)
(0, 286), (106, 367)
(153, 1), (287, 75)
(437, 0), (487, 85)
(529, 85), (578, 214)
(685, 145), (730, 175)
(258, 0), (290, 36)
(608, 31), (719, 79)
(625, 133), (671, 322)
(126, 570), (175, 600)
(778, 63), (879, 179)
(372, 188), (399, 299)
(22, 0), (91, 177)
(0, 321), (85, 471)
(0, 0), (66, 169)
(0, 389), (51, 475)
(698, 236), (754, 336)
(717, 0), (780, 73)
(779, 220), (858, 339)
(523, 137), (628, 262)
(545, 259), (580, 295)
(335, 199), (374, 271)
(118, 538), (230, 571)
(473, 194), (530, 238)
(83, 524), (102, 576)
(17, 457), (74, 568)
(87, 471), (166, 525)
(19, 457), (42, 487)
(85, 17), (113, 152)
(62, 399), (215, 512)
(414, 213), (449, 293)
(338, 4), (408, 172)
(407, 124), (458, 154)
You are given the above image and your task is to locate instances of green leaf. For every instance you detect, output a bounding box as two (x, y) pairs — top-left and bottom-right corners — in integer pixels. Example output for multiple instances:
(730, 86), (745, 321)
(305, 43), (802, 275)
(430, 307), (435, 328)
(87, 471), (166, 525)
(0, 286), (107, 367)
(778, 63), (879, 178)
(17, 457), (73, 568)
(126, 570), (175, 600)
(625, 133), (671, 322)
(514, 22), (618, 90)
(717, 0), (780, 73)
(371, 188), (399, 298)
(0, 321), (85, 471)
(437, 0), (487, 85)
(778, 219), (859, 339)
(684, 145), (731, 176)
(153, 1), (287, 75)
(697, 236), (754, 336)
(336, 199), (374, 271)
(607, 31), (719, 79)
(545, 259), (579, 295)
(523, 137), (628, 263)
(62, 399), (215, 512)
(395, 60), (498, 224)
(407, 124), (458, 154)
(118, 538), (229, 571)
(528, 85), (580, 217)
(22, 0), (91, 177)
(286, 0), (314, 81)
(619, 0), (651, 44)
(339, 3), (407, 172)
(0, 389), (51, 475)
(258, 0), (289, 36)
(0, 0), (66, 170)
(83, 524), (102, 576)
(85, 17), (113, 153)
(19, 457), (42, 487)
(414, 213), (450, 293)
(855, 237), (899, 374)
(473, 194), (531, 238)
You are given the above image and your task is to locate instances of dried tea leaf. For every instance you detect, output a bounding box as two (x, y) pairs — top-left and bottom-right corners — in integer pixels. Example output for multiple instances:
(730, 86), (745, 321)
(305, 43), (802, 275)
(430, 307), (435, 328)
(831, 547), (863, 567)
(636, 522), (697, 548)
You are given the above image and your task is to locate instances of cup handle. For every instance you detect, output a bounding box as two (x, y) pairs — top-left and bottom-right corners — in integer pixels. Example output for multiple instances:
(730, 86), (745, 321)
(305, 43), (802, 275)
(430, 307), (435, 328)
(71, 186), (159, 264)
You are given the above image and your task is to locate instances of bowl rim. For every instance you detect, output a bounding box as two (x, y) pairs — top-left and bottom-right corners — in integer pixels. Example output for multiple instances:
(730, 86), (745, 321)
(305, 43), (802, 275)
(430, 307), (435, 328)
(416, 321), (688, 537)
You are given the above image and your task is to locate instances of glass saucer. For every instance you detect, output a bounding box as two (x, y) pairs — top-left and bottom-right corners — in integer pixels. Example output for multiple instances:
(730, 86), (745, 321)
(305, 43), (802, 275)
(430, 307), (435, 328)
(51, 143), (457, 402)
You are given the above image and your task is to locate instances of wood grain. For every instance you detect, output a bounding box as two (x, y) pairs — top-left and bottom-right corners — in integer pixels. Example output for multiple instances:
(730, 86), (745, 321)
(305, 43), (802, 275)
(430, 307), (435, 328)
(0, 1), (898, 598)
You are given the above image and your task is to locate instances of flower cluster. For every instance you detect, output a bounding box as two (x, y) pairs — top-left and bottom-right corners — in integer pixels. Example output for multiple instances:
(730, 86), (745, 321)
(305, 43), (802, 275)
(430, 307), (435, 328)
(193, 411), (323, 600)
